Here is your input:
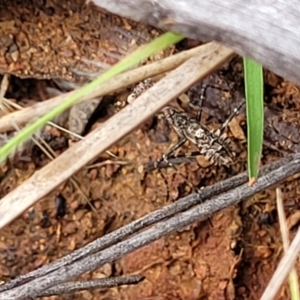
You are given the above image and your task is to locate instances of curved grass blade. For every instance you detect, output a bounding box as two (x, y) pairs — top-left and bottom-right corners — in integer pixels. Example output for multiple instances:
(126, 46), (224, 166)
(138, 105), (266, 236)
(0, 32), (184, 163)
(243, 58), (264, 179)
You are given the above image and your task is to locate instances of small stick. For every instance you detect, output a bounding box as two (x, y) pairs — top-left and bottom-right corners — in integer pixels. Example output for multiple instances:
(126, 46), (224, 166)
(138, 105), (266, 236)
(276, 187), (300, 300)
(0, 43), (235, 230)
(37, 275), (144, 297)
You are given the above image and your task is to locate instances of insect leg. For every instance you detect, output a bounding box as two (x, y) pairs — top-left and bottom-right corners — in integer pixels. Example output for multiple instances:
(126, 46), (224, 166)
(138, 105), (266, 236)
(154, 137), (187, 168)
(195, 84), (206, 122)
(219, 99), (245, 134)
(154, 138), (201, 194)
(193, 83), (230, 122)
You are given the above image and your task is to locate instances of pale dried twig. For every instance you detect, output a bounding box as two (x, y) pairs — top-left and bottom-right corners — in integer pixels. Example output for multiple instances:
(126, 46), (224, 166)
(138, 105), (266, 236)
(274, 187), (299, 300)
(261, 226), (300, 300)
(0, 43), (235, 229)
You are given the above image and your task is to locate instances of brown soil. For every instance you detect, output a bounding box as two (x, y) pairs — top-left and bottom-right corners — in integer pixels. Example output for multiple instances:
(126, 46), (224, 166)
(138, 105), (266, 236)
(1, 1), (300, 300)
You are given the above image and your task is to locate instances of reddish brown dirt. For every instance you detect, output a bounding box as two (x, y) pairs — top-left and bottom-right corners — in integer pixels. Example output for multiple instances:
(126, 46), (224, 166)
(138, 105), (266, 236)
(1, 1), (300, 300)
(0, 0), (163, 82)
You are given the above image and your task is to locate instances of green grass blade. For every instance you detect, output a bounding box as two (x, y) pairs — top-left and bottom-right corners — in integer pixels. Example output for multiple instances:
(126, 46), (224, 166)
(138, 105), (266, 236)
(243, 58), (264, 179)
(0, 32), (184, 163)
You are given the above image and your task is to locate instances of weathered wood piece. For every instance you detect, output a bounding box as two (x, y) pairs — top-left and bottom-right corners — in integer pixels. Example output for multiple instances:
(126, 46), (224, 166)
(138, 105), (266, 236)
(91, 0), (300, 85)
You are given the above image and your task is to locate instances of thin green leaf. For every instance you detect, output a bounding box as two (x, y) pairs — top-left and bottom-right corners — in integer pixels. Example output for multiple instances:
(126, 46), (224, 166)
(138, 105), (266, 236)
(0, 32), (184, 163)
(243, 58), (264, 179)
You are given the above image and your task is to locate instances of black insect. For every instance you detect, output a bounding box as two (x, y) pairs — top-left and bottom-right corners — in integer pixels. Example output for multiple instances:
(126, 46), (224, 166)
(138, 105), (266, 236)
(130, 80), (244, 195)
(40, 211), (51, 228)
(159, 107), (232, 166)
(154, 84), (245, 170)
(55, 194), (67, 219)
(131, 80), (244, 225)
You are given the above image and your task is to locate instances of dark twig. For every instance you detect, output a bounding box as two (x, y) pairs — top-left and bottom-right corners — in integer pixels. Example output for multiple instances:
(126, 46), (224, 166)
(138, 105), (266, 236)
(146, 155), (195, 170)
(0, 154), (295, 295)
(1, 154), (299, 299)
(37, 275), (144, 297)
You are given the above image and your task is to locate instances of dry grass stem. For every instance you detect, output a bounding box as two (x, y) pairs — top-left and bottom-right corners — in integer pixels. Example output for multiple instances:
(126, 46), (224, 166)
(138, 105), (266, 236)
(0, 42), (235, 229)
(0, 43), (214, 133)
(273, 187), (300, 300)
